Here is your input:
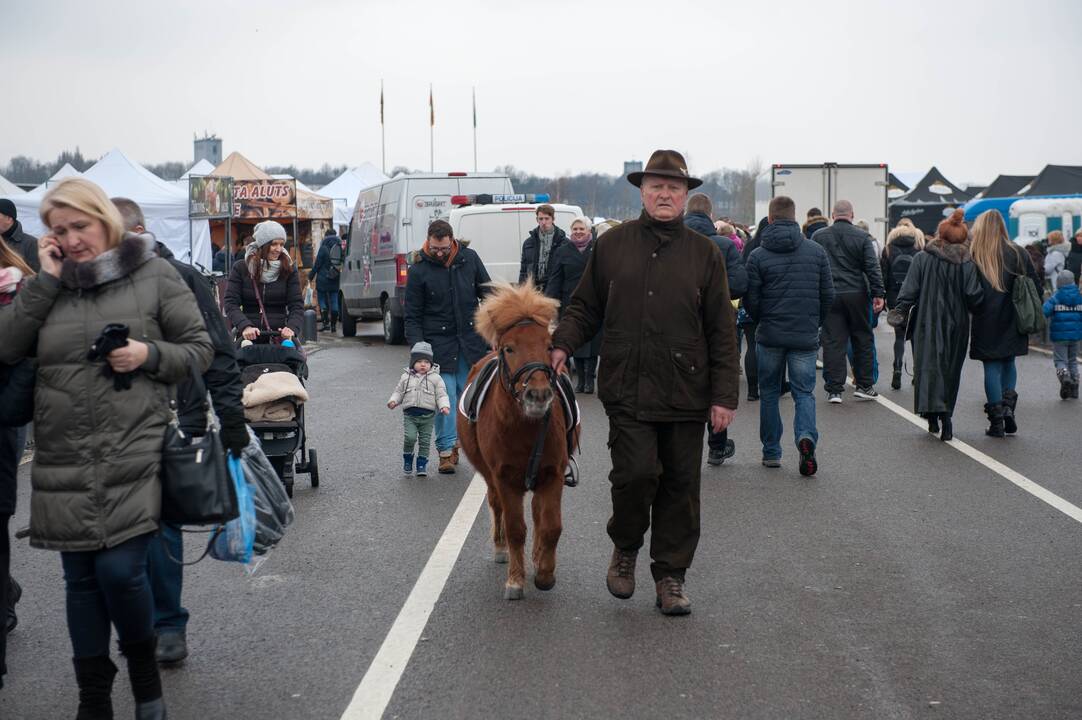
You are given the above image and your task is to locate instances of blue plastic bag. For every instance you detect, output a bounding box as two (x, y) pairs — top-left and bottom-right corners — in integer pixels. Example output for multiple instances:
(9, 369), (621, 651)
(209, 454), (255, 564)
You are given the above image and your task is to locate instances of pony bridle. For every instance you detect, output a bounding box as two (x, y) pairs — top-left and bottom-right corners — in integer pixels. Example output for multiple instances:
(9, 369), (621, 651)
(498, 319), (557, 403)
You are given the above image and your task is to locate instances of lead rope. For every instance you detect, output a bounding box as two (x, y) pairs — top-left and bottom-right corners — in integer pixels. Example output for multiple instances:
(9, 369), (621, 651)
(524, 409), (551, 491)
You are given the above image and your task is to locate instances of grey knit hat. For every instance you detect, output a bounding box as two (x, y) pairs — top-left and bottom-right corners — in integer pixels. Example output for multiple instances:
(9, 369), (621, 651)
(410, 341), (434, 368)
(1057, 269), (1077, 289)
(252, 220), (287, 249)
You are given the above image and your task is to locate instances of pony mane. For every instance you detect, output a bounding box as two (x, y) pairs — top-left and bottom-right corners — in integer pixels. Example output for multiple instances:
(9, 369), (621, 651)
(475, 279), (560, 347)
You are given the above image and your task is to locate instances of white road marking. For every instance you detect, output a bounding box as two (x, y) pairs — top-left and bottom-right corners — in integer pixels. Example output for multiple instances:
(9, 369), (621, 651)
(869, 389), (1082, 524)
(340, 473), (487, 720)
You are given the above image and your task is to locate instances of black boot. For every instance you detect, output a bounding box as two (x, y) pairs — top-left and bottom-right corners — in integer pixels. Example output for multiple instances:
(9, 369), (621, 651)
(1001, 390), (1018, 434)
(119, 637), (166, 719)
(891, 370), (902, 390)
(925, 413), (940, 434)
(574, 360), (585, 394)
(939, 415), (953, 442)
(73, 655), (118, 720)
(1072, 380), (1080, 399)
(1059, 371), (1072, 400)
(984, 403), (1005, 438)
(583, 358), (596, 394)
(318, 309), (329, 331)
(330, 311), (338, 334)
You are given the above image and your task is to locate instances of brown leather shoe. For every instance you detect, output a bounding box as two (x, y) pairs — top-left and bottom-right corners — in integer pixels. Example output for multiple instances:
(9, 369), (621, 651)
(451, 446), (460, 465)
(438, 453), (456, 474)
(606, 547), (637, 599)
(655, 576), (691, 616)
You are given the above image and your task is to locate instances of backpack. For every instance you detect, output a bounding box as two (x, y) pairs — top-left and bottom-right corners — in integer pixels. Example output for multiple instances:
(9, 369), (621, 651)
(326, 242), (343, 279)
(1011, 247), (1046, 335)
(889, 250), (915, 293)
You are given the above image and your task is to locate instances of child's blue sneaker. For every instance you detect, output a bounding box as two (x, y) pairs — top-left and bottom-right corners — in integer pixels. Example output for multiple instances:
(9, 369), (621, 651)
(403, 453), (414, 476)
(416, 456), (429, 477)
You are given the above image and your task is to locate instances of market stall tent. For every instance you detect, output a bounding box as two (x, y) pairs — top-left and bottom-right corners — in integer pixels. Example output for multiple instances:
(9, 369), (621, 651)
(178, 158), (216, 181)
(315, 163), (390, 226)
(888, 166), (973, 234)
(1018, 165), (1082, 196)
(31, 163), (82, 193)
(0, 174), (24, 195)
(8, 149), (212, 267)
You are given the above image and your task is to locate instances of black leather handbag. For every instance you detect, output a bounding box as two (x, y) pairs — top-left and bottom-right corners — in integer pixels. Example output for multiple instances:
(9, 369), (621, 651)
(161, 407), (239, 527)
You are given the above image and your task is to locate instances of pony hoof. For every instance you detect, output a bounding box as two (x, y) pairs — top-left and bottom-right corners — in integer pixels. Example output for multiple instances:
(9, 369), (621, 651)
(534, 574), (556, 591)
(503, 585), (524, 601)
(493, 550), (509, 564)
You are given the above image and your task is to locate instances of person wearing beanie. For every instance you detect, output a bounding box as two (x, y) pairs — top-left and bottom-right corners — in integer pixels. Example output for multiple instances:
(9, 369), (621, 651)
(311, 227), (344, 332)
(1042, 269), (1082, 399)
(223, 220), (304, 346)
(969, 209), (1043, 437)
(387, 341), (450, 476)
(0, 198), (40, 272)
(890, 207), (984, 441)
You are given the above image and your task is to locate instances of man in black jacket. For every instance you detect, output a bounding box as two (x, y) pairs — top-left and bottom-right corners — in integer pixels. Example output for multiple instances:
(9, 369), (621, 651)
(518, 204), (566, 292)
(0, 199), (40, 272)
(747, 196), (834, 475)
(811, 200), (885, 402)
(684, 194), (746, 466)
(113, 198), (249, 665)
(405, 220), (492, 474)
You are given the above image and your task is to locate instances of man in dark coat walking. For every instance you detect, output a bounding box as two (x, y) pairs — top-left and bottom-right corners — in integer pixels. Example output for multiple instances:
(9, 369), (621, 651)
(746, 196), (834, 475)
(803, 207), (829, 240)
(0, 199), (40, 272)
(311, 229), (344, 331)
(684, 193), (746, 466)
(405, 219), (492, 474)
(811, 200), (886, 402)
(113, 198), (249, 665)
(518, 204), (566, 292)
(551, 150), (739, 616)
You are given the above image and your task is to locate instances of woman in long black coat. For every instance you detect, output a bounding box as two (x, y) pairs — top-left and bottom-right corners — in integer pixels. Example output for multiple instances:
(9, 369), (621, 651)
(545, 216), (601, 393)
(969, 210), (1043, 437)
(224, 221), (304, 343)
(893, 211), (984, 441)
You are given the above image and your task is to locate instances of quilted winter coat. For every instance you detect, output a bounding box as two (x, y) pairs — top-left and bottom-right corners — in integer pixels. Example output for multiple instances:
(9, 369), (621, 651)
(0, 234), (213, 551)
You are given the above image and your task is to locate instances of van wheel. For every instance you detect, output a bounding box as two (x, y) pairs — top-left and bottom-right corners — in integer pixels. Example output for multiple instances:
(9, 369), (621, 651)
(340, 294), (357, 337)
(383, 304), (405, 345)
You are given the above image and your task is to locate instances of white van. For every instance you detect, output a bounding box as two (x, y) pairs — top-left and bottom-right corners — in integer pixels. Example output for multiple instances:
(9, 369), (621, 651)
(450, 199), (585, 284)
(340, 172), (514, 343)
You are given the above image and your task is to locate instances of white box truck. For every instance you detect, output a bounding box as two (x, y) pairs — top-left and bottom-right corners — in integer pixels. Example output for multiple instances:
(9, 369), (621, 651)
(340, 172), (514, 343)
(755, 163), (890, 248)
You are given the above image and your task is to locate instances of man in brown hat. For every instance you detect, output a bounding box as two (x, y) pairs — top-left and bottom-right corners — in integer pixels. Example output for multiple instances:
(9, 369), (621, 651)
(550, 149), (739, 615)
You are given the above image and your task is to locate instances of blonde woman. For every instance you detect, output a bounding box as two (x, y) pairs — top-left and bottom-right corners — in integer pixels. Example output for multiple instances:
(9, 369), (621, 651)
(0, 178), (212, 718)
(545, 216), (601, 393)
(881, 218), (925, 388)
(969, 209), (1042, 437)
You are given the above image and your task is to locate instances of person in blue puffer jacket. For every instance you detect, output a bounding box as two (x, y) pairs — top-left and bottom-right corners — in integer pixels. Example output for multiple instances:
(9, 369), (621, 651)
(1043, 269), (1082, 399)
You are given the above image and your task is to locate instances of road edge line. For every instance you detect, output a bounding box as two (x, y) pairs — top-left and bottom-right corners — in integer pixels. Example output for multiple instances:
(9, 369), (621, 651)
(340, 473), (488, 720)
(869, 390), (1082, 524)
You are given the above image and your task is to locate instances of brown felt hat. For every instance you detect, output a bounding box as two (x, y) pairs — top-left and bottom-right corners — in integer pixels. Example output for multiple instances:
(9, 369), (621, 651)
(627, 149), (702, 190)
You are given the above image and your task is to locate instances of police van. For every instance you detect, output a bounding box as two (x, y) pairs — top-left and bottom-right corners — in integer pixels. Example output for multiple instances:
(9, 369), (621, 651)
(340, 172), (514, 343)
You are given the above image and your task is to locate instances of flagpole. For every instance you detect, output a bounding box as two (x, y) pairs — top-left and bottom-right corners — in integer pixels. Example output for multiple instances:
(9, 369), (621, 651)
(472, 86), (478, 173)
(429, 84), (434, 173)
(380, 79), (386, 174)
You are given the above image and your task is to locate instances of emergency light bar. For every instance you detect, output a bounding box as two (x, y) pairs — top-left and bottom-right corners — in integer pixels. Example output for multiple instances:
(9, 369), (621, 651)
(450, 193), (551, 206)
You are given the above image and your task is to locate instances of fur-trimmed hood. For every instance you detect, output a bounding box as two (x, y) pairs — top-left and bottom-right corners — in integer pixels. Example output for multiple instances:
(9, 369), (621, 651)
(924, 238), (971, 265)
(802, 216), (829, 233)
(887, 224), (923, 248)
(60, 232), (157, 290)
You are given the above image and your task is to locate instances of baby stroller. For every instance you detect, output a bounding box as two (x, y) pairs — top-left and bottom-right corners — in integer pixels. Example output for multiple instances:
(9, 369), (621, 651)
(236, 336), (318, 498)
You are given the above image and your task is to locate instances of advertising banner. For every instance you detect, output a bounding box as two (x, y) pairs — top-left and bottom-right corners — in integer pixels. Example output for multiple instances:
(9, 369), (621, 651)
(234, 179), (297, 219)
(297, 192), (334, 220)
(188, 176), (233, 219)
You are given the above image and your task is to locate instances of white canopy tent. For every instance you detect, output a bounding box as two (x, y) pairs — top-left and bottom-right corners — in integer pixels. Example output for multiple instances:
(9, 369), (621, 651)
(8, 149), (213, 268)
(179, 159), (216, 180)
(315, 163), (389, 226)
(31, 163), (82, 193)
(0, 174), (23, 195)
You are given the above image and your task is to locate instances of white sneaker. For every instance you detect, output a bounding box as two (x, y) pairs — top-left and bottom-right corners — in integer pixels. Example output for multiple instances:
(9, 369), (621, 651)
(828, 393), (843, 404)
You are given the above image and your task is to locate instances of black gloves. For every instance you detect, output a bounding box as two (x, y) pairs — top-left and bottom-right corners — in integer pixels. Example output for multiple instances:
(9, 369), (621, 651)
(220, 420), (250, 456)
(87, 323), (133, 391)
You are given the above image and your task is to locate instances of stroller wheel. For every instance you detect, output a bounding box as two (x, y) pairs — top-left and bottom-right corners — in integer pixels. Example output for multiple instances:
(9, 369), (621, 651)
(308, 449), (319, 488)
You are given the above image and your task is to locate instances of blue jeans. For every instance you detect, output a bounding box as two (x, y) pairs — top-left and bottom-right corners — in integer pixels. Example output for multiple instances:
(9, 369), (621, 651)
(435, 354), (471, 453)
(61, 533), (155, 658)
(317, 289), (339, 313)
(758, 345), (818, 461)
(982, 358), (1017, 403)
(147, 525), (189, 632)
(1053, 341), (1079, 379)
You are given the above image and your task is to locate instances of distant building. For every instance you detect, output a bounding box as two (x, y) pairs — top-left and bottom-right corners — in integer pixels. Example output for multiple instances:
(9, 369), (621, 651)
(623, 160), (643, 176)
(194, 134), (222, 166)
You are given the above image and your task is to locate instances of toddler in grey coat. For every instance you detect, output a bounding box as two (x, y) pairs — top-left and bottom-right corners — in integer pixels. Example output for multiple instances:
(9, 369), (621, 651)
(388, 342), (450, 476)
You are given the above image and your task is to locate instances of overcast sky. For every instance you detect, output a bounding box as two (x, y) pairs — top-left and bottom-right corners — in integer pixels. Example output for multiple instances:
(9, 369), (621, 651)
(5, 0), (1080, 184)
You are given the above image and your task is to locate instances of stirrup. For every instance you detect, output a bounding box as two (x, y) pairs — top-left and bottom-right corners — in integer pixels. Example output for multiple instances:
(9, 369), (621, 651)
(563, 456), (579, 487)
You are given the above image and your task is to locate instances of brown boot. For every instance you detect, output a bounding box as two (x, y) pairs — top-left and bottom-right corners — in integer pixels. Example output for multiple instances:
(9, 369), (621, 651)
(451, 445), (460, 465)
(606, 547), (637, 599)
(655, 576), (691, 616)
(438, 452), (456, 474)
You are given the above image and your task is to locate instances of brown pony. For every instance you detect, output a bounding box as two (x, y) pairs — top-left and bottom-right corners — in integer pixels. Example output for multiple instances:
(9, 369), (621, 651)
(457, 281), (578, 600)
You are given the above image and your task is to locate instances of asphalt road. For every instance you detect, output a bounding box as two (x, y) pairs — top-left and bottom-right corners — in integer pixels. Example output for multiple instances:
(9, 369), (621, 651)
(2, 322), (1080, 720)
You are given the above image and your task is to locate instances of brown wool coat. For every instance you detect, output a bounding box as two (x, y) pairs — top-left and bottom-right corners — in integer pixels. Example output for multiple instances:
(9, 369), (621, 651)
(552, 210), (740, 421)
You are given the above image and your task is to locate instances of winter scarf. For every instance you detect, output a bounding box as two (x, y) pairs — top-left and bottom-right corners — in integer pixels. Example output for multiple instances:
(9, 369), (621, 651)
(261, 259), (282, 283)
(59, 232), (156, 290)
(0, 266), (23, 297)
(422, 238), (460, 268)
(538, 227), (555, 279)
(570, 234), (591, 251)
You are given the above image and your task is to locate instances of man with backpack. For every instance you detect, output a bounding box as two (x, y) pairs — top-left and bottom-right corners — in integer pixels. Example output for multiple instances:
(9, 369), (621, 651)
(313, 228), (345, 332)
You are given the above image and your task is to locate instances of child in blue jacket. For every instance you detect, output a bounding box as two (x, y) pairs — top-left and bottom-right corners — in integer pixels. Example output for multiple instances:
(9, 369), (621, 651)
(1043, 270), (1082, 399)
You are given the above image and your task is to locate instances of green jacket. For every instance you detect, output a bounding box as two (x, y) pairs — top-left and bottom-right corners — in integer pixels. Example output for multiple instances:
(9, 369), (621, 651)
(552, 210), (739, 422)
(0, 234), (213, 551)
